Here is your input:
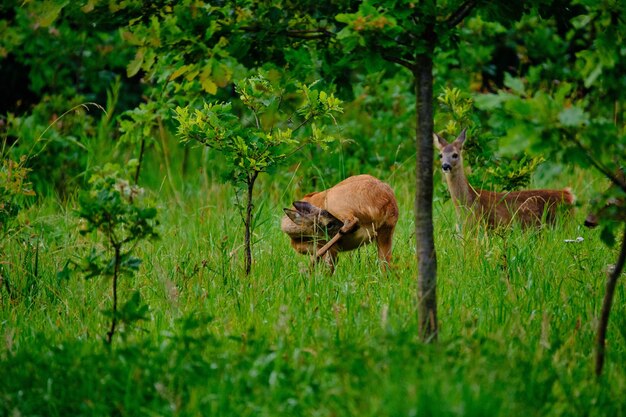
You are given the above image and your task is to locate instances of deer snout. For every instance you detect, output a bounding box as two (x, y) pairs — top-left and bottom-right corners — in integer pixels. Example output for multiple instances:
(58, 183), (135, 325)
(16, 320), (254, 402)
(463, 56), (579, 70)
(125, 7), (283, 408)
(441, 163), (452, 172)
(584, 214), (598, 228)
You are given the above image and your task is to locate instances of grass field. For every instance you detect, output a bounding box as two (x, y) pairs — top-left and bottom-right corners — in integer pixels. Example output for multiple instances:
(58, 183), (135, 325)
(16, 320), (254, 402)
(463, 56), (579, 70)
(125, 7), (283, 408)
(1, 161), (625, 417)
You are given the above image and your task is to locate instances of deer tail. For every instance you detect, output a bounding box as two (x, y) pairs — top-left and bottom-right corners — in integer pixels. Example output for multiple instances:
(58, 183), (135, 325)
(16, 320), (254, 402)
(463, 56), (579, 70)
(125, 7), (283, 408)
(563, 187), (576, 205)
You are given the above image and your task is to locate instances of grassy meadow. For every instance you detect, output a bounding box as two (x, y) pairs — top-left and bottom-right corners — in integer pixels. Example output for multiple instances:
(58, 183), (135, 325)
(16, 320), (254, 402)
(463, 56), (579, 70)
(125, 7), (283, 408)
(1, 156), (625, 417)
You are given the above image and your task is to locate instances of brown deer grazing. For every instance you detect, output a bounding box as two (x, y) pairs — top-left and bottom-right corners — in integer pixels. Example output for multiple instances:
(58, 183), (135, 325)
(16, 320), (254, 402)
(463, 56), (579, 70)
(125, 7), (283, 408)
(281, 174), (398, 273)
(434, 129), (575, 229)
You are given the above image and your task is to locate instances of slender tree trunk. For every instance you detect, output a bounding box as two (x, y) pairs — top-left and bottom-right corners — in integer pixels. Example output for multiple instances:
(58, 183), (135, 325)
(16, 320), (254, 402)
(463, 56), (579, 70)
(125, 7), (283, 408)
(107, 245), (121, 344)
(415, 32), (438, 342)
(158, 117), (183, 207)
(134, 137), (146, 184)
(595, 226), (626, 376)
(244, 171), (259, 275)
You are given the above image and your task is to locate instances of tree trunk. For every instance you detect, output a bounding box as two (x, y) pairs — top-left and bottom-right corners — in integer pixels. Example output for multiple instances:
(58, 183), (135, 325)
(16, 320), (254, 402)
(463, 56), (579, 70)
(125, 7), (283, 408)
(415, 35), (438, 342)
(134, 137), (146, 184)
(107, 245), (121, 344)
(244, 171), (259, 275)
(595, 226), (626, 376)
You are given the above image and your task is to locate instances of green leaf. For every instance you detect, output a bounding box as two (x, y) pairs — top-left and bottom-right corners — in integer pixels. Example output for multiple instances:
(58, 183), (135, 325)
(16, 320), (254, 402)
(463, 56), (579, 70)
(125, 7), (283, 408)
(127, 48), (145, 77)
(558, 107), (587, 127)
(600, 225), (616, 248)
(57, 261), (73, 280)
(212, 61), (233, 87)
(121, 255), (142, 271)
(473, 93), (510, 110)
(35, 1), (68, 28)
(584, 63), (603, 88)
(201, 77), (218, 95)
(170, 64), (191, 81)
(504, 74), (525, 95)
(113, 291), (149, 323)
(335, 13), (354, 24)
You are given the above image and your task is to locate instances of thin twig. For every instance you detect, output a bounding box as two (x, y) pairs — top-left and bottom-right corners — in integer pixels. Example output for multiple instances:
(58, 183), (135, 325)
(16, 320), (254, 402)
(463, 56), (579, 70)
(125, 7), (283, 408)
(30, 102), (107, 158)
(286, 29), (333, 40)
(293, 116), (313, 133)
(446, 0), (478, 28)
(382, 54), (416, 71)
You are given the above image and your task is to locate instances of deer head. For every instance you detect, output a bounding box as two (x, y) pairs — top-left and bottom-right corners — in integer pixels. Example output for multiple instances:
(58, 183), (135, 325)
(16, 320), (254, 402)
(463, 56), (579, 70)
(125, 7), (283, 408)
(434, 128), (467, 174)
(283, 201), (343, 236)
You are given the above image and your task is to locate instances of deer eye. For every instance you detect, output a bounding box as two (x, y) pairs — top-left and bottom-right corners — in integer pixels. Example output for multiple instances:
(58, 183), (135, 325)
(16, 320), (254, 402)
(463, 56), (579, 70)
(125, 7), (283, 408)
(438, 153), (442, 159)
(452, 153), (458, 159)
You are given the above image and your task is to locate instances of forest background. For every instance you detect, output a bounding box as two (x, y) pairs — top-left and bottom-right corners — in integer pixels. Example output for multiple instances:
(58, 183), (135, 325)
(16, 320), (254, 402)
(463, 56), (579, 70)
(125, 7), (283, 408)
(1, 1), (626, 416)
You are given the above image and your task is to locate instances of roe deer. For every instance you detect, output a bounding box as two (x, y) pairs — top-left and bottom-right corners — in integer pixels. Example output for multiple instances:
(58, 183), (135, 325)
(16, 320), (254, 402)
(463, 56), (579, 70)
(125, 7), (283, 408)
(434, 129), (575, 229)
(281, 174), (398, 273)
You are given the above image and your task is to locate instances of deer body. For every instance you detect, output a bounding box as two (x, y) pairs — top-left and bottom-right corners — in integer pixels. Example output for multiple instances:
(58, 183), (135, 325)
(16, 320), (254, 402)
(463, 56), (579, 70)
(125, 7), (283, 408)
(435, 129), (575, 229)
(281, 174), (398, 272)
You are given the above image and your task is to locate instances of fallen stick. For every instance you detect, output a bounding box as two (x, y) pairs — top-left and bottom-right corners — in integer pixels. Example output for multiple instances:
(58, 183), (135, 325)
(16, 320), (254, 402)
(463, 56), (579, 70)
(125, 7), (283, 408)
(314, 218), (359, 261)
(315, 231), (344, 260)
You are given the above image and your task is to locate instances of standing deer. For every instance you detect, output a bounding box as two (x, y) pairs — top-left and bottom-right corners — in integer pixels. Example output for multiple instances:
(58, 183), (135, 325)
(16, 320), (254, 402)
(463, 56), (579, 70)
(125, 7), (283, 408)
(281, 174), (398, 273)
(434, 129), (575, 229)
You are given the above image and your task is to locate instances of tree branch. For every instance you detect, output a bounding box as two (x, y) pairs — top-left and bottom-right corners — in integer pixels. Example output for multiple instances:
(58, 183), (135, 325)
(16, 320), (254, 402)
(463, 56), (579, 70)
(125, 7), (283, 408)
(446, 0), (478, 28)
(567, 135), (626, 194)
(239, 26), (333, 40)
(595, 225), (626, 376)
(382, 54), (416, 71)
(286, 29), (333, 40)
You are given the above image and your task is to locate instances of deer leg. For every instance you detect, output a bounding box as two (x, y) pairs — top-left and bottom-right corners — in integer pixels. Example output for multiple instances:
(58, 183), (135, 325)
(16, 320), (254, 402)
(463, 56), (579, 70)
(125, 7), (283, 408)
(310, 248), (338, 274)
(323, 249), (338, 274)
(340, 217), (359, 234)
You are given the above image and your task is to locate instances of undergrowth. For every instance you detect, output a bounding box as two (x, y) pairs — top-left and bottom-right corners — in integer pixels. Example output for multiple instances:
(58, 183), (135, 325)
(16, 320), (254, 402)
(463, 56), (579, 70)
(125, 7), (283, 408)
(0, 164), (624, 417)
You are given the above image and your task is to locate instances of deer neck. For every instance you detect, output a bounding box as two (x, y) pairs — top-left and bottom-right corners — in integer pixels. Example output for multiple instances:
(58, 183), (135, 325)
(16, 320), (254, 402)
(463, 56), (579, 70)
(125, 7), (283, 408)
(445, 165), (476, 208)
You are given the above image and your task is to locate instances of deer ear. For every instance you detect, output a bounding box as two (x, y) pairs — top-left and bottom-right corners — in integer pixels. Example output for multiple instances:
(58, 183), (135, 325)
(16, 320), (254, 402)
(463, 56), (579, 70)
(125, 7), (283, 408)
(283, 207), (304, 224)
(433, 133), (448, 150)
(285, 201), (325, 225)
(292, 201), (322, 215)
(289, 201), (342, 231)
(455, 128), (467, 146)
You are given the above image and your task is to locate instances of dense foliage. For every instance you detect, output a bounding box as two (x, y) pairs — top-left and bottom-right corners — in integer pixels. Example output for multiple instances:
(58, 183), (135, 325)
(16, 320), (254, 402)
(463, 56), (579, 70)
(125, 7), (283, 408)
(1, 0), (625, 415)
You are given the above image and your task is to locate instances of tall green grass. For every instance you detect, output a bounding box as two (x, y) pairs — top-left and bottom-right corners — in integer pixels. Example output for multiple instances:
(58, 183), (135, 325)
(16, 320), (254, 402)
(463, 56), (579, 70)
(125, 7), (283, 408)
(1, 161), (624, 417)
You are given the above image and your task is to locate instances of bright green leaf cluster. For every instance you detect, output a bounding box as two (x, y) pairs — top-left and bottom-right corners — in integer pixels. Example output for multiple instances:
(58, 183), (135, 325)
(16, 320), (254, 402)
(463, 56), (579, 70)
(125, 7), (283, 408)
(436, 86), (543, 192)
(485, 155), (545, 191)
(79, 165), (158, 239)
(175, 74), (343, 186)
(436, 87), (475, 136)
(297, 82), (343, 124)
(74, 164), (158, 278)
(0, 156), (35, 234)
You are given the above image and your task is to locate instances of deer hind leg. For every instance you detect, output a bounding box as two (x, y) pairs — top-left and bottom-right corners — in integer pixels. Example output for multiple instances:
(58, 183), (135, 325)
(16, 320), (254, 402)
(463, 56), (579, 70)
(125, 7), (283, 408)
(340, 216), (360, 234)
(375, 225), (395, 269)
(325, 250), (339, 274)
